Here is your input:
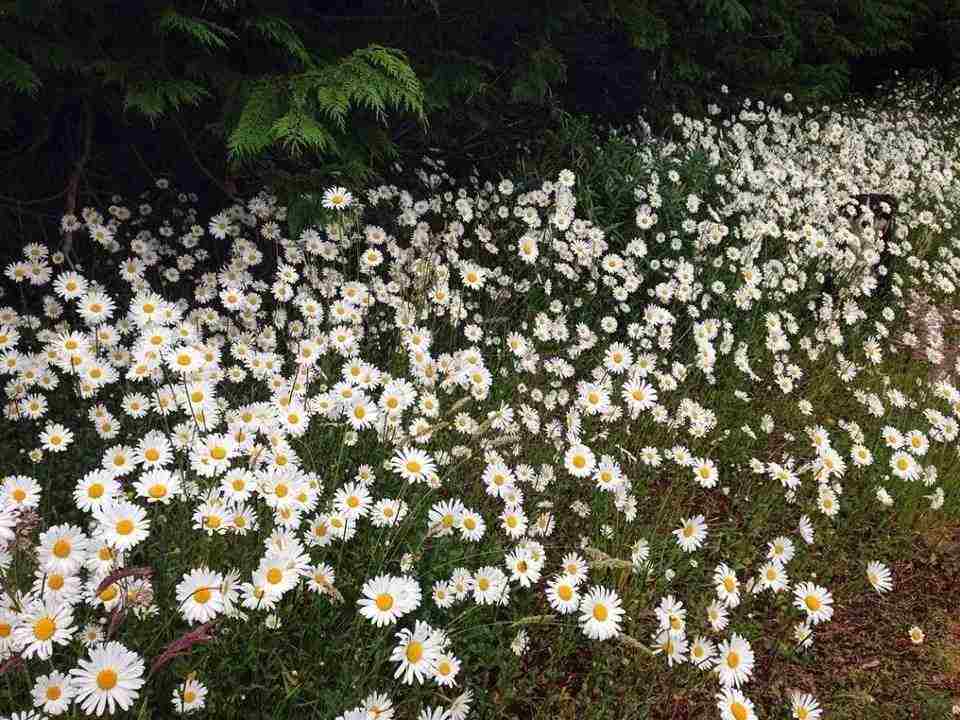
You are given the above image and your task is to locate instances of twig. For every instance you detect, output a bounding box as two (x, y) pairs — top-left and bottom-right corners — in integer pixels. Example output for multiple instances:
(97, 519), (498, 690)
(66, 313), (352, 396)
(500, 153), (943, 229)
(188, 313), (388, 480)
(62, 98), (94, 263)
(169, 112), (237, 201)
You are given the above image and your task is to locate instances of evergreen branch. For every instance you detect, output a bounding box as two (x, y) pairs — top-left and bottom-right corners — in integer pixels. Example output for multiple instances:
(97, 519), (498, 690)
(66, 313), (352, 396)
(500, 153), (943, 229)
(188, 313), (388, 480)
(270, 107), (335, 156)
(226, 78), (286, 160)
(245, 16), (313, 67)
(156, 8), (236, 52)
(0, 44), (40, 95)
(124, 78), (211, 122)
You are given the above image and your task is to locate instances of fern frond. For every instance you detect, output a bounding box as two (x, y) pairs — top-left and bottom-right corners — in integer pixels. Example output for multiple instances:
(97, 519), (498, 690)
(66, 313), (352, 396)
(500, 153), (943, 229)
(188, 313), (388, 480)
(156, 8), (236, 52)
(0, 44), (41, 95)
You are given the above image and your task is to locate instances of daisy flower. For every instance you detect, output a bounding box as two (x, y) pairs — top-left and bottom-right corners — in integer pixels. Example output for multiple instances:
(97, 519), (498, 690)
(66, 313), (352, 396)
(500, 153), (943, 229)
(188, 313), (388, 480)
(793, 581), (834, 625)
(322, 187), (354, 210)
(767, 536), (796, 565)
(716, 687), (757, 720)
(693, 458), (718, 488)
(674, 515), (708, 552)
(390, 447), (437, 484)
(15, 598), (75, 660)
(458, 509), (485, 541)
(688, 635), (716, 669)
(908, 625), (925, 644)
(37, 523), (88, 575)
(4, 474), (41, 509)
(790, 691), (823, 720)
(32, 670), (75, 715)
(432, 653), (461, 688)
(545, 574), (581, 614)
(564, 443), (597, 478)
(39, 423), (74, 453)
(358, 574), (417, 627)
(472, 566), (508, 606)
(579, 585), (624, 640)
(651, 629), (688, 667)
(715, 633), (755, 688)
(757, 561), (790, 593)
(866, 560), (893, 593)
(707, 600), (729, 632)
(176, 567), (225, 624)
(714, 563), (741, 608)
(173, 676), (208, 714)
(70, 641), (146, 716)
(890, 450), (921, 480)
(391, 621), (440, 685)
(134, 468), (180, 504)
(94, 500), (151, 550)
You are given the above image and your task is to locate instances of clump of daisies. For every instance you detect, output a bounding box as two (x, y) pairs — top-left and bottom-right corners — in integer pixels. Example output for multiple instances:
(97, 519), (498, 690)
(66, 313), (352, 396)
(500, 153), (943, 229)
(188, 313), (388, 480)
(0, 75), (958, 720)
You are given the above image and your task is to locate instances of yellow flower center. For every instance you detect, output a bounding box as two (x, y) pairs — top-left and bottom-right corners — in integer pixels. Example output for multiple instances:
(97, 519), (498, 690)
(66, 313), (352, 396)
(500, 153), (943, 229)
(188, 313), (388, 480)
(46, 686), (62, 701)
(593, 604), (609, 622)
(211, 447), (227, 461)
(405, 641), (423, 663)
(723, 577), (736, 593)
(97, 669), (118, 691)
(0, 622), (9, 637)
(184, 690), (197, 703)
(145, 448), (160, 462)
(12, 488), (26, 502)
(558, 585), (573, 601)
(266, 568), (283, 585)
(34, 617), (56, 640)
(193, 587), (212, 604)
(48, 574), (65, 590)
(116, 519), (134, 536)
(726, 650), (740, 668)
(347, 496), (360, 508)
(52, 539), (71, 558)
(375, 593), (394, 611)
(572, 455), (586, 469)
(149, 484), (167, 499)
(731, 702), (749, 720)
(405, 460), (421, 474)
(804, 595), (821, 612)
(477, 578), (490, 591)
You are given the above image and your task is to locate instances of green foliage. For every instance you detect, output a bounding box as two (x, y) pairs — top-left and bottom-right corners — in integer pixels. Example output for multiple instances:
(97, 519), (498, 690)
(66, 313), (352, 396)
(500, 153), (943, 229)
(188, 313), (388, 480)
(227, 45), (423, 163)
(156, 8), (238, 52)
(0, 42), (38, 94)
(124, 78), (212, 122)
(511, 44), (567, 105)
